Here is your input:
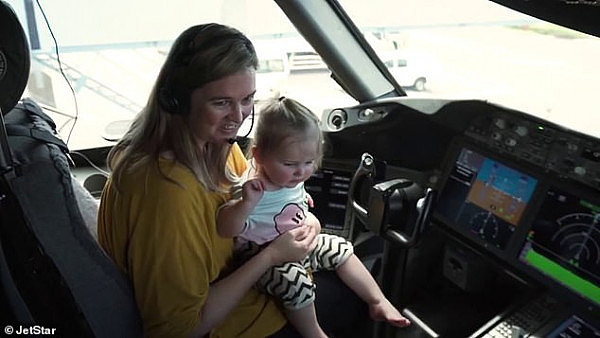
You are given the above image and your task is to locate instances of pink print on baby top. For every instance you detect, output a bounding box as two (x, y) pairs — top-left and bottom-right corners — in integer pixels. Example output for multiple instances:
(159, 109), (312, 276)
(274, 203), (306, 235)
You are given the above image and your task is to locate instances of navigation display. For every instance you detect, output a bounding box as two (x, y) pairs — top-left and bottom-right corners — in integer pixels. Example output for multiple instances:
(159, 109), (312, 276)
(519, 186), (600, 306)
(437, 147), (538, 250)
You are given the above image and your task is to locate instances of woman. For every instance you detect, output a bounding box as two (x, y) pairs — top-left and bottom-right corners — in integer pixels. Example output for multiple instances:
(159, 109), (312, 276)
(97, 23), (365, 338)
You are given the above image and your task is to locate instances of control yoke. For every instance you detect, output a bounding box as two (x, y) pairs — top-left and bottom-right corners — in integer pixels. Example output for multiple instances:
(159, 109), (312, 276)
(346, 153), (436, 248)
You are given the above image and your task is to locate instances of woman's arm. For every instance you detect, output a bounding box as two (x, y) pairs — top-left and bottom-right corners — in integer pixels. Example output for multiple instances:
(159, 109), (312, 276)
(216, 179), (264, 238)
(188, 224), (318, 337)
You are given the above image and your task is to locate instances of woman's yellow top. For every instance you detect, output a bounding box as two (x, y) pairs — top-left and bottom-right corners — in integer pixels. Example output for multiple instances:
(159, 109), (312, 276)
(97, 144), (285, 338)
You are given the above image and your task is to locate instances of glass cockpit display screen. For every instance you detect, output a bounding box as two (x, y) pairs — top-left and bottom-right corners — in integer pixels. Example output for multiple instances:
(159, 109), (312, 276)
(519, 186), (600, 306)
(437, 147), (538, 250)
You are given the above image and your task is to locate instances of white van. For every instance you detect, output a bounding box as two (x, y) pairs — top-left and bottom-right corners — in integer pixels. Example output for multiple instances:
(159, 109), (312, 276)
(380, 51), (428, 91)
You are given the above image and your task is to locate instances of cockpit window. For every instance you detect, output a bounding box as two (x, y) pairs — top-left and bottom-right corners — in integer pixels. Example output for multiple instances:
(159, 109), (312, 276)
(340, 0), (600, 138)
(9, 0), (600, 151)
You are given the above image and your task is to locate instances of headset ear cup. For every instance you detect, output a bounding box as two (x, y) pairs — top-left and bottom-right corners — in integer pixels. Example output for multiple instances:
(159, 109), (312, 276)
(158, 87), (180, 114)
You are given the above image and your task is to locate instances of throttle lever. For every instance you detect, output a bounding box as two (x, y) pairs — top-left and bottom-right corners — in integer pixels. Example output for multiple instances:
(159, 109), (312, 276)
(383, 187), (435, 247)
(368, 178), (435, 248)
(367, 178), (413, 235)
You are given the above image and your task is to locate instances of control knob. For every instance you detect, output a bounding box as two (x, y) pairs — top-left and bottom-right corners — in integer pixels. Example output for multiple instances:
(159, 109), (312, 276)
(514, 125), (528, 137)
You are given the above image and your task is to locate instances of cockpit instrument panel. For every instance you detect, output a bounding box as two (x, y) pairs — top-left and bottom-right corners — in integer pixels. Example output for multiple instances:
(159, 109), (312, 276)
(435, 142), (539, 256)
(518, 185), (600, 308)
(435, 135), (600, 312)
(465, 111), (600, 191)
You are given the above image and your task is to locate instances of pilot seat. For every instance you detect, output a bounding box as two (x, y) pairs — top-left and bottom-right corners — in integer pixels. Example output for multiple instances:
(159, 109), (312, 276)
(0, 1), (143, 337)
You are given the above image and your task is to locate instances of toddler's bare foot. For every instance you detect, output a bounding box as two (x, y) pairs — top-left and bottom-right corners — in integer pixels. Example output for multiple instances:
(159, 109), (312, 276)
(369, 299), (411, 327)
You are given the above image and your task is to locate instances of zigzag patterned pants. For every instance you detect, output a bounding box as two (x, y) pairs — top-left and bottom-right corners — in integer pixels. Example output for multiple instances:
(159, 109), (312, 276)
(253, 233), (354, 310)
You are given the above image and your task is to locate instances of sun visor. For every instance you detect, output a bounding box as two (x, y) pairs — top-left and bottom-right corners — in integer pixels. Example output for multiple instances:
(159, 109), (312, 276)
(0, 0), (30, 115)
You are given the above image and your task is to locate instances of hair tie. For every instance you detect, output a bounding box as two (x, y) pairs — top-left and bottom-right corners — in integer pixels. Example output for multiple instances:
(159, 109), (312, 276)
(278, 96), (285, 102)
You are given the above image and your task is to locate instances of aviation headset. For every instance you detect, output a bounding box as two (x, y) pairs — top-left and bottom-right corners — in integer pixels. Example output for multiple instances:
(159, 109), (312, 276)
(157, 23), (256, 116)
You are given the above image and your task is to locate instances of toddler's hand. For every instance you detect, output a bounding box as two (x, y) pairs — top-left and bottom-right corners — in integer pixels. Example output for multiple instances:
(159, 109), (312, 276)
(242, 178), (264, 206)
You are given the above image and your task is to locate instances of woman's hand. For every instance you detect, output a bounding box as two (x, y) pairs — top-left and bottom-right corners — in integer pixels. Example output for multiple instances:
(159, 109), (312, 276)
(262, 224), (317, 266)
(304, 211), (321, 236)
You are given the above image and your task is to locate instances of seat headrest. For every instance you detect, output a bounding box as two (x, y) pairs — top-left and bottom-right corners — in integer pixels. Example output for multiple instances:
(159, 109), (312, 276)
(0, 0), (30, 115)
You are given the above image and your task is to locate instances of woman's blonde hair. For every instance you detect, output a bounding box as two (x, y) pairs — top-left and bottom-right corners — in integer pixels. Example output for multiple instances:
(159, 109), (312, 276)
(253, 97), (323, 169)
(107, 23), (258, 192)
